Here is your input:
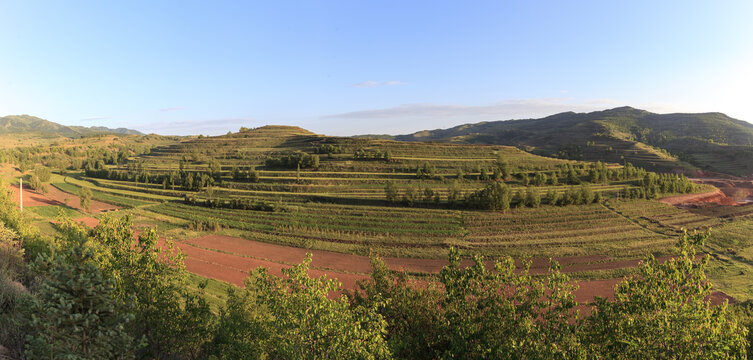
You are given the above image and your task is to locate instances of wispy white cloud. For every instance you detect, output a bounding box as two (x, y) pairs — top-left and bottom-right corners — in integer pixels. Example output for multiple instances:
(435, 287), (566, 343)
(324, 98), (603, 121)
(351, 80), (407, 88)
(81, 116), (111, 121)
(135, 117), (255, 136)
(158, 107), (184, 112)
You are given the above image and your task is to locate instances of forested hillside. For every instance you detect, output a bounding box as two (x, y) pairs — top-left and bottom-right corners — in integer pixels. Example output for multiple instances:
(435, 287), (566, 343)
(0, 115), (143, 138)
(390, 107), (753, 176)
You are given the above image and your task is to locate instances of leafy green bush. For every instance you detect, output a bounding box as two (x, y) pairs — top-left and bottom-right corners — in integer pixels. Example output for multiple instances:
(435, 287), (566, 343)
(209, 255), (391, 359)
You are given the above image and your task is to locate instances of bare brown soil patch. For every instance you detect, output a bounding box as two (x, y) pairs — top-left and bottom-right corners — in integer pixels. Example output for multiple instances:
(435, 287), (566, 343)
(574, 278), (621, 303)
(708, 291), (737, 306)
(185, 235), (630, 276)
(47, 184), (119, 213)
(8, 184), (57, 207)
(73, 217), (100, 228)
(7, 183), (119, 214)
(691, 178), (753, 204)
(171, 235), (736, 306)
(659, 189), (737, 206)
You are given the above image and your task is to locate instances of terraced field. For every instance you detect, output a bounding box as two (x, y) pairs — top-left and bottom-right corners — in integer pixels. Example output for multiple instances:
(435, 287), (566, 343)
(605, 199), (721, 235)
(463, 204), (674, 258)
(8, 125), (738, 302)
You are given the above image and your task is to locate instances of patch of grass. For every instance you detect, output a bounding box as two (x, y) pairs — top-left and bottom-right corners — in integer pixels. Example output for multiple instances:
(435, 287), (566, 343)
(27, 205), (82, 219)
(185, 273), (234, 313)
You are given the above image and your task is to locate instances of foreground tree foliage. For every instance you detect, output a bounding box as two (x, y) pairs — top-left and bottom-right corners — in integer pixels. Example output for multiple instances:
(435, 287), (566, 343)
(350, 232), (746, 359)
(85, 216), (215, 359)
(584, 231), (747, 359)
(209, 255), (391, 359)
(0, 179), (748, 360)
(351, 250), (581, 359)
(24, 240), (141, 359)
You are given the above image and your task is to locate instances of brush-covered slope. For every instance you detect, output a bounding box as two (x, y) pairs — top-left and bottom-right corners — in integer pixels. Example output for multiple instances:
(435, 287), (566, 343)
(0, 115), (143, 137)
(393, 107), (753, 176)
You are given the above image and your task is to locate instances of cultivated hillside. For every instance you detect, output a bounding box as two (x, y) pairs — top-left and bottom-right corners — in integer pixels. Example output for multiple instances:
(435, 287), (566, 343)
(390, 107), (753, 176)
(0, 114), (143, 137)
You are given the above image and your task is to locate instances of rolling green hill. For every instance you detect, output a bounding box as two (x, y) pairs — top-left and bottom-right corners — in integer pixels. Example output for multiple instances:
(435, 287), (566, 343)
(390, 107), (753, 176)
(0, 114), (143, 137)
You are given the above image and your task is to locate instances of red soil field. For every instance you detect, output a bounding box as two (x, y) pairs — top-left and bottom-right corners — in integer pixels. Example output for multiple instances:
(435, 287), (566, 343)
(46, 184), (119, 213)
(184, 235), (637, 276)
(153, 237), (369, 290)
(8, 184), (57, 207)
(692, 178), (753, 204)
(8, 183), (119, 213)
(73, 217), (100, 228)
(177, 234), (737, 304)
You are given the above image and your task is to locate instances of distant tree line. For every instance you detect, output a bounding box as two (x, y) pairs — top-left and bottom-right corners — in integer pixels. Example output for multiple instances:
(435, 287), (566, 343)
(264, 152), (320, 169)
(85, 159), (226, 192)
(354, 148), (393, 162)
(385, 181), (603, 210)
(313, 144), (346, 154)
(183, 195), (282, 212)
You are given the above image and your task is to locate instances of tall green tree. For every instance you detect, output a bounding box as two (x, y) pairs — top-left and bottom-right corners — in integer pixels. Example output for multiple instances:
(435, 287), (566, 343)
(89, 216), (215, 359)
(384, 181), (399, 203)
(79, 186), (92, 212)
(24, 240), (141, 359)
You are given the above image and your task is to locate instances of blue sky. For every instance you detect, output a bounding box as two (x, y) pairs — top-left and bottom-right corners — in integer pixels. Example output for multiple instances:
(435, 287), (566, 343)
(1, 1), (752, 136)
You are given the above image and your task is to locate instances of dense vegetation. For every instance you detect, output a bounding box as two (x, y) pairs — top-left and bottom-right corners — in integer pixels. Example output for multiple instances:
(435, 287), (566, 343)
(3, 124), (753, 358)
(0, 178), (749, 358)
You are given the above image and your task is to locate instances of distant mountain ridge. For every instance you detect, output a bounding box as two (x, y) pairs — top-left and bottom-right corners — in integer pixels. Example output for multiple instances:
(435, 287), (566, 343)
(382, 107), (753, 176)
(0, 115), (143, 137)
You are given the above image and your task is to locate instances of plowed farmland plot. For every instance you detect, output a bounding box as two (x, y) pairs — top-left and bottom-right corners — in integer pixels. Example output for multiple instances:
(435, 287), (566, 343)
(9, 183), (118, 213)
(172, 234), (710, 304)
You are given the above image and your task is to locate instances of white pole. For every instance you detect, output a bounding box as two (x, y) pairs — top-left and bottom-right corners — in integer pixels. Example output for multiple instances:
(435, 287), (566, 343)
(19, 178), (23, 212)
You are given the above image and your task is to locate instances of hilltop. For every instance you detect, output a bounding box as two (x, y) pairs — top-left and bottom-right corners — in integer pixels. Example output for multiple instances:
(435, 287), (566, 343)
(0, 114), (143, 138)
(385, 107), (753, 176)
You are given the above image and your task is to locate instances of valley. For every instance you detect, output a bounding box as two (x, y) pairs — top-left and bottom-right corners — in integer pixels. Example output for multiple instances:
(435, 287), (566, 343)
(5, 116), (753, 305)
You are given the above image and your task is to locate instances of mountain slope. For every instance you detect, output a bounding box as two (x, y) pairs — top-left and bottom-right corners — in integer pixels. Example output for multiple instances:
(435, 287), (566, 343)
(392, 107), (753, 176)
(0, 115), (143, 137)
